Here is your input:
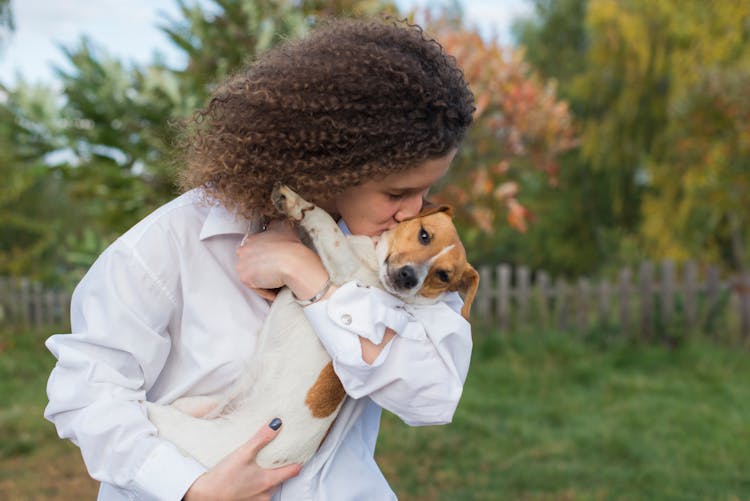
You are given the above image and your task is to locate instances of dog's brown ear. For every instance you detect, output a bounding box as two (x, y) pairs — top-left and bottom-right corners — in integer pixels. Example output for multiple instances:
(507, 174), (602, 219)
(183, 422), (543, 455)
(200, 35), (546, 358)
(418, 204), (453, 218)
(457, 264), (479, 321)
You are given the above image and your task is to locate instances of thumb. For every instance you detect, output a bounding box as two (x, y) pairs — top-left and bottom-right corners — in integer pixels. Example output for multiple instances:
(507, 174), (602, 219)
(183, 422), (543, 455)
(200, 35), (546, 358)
(238, 417), (283, 461)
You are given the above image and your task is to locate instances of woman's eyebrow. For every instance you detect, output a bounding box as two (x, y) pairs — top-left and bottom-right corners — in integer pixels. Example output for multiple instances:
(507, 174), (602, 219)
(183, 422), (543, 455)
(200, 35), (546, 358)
(387, 184), (430, 193)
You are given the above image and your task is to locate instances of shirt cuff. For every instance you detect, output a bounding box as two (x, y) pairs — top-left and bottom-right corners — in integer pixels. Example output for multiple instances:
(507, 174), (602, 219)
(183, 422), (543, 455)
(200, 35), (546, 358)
(130, 441), (207, 501)
(321, 281), (414, 342)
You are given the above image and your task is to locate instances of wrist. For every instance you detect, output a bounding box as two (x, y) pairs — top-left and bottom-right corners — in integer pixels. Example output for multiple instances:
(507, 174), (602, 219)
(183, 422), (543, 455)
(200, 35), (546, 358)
(183, 474), (211, 501)
(282, 245), (330, 300)
(294, 278), (332, 306)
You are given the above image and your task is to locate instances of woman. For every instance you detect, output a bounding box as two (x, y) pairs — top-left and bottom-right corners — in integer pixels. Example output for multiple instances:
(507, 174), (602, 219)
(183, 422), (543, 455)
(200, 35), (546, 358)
(45, 17), (475, 500)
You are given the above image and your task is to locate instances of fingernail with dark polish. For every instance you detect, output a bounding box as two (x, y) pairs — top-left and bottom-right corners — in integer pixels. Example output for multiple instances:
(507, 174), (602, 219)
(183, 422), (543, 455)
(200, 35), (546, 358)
(269, 418), (282, 430)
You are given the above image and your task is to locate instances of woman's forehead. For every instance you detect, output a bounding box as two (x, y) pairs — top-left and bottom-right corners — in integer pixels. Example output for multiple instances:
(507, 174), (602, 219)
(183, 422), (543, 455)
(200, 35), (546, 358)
(377, 150), (457, 190)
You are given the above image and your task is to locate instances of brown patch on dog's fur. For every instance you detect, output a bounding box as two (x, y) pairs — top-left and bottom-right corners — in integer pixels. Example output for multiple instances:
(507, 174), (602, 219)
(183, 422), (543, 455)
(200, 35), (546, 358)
(305, 362), (346, 418)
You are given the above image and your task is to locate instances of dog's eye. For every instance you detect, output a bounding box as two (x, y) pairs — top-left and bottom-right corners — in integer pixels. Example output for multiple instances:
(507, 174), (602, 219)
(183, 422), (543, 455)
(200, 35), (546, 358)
(436, 270), (450, 283)
(418, 226), (431, 245)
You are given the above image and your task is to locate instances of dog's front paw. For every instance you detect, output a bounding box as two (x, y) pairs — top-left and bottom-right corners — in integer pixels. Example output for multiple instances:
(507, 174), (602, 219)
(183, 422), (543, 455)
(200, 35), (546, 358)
(271, 184), (314, 221)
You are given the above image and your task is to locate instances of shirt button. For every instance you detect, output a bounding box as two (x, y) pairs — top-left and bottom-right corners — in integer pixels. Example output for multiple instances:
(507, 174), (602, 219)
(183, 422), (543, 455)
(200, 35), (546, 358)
(340, 314), (352, 325)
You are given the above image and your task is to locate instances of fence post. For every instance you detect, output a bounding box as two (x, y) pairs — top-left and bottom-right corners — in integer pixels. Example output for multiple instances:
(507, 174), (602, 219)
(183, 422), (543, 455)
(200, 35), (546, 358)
(661, 260), (676, 326)
(535, 271), (550, 329)
(555, 278), (568, 331)
(597, 278), (611, 328)
(739, 273), (750, 342)
(618, 267), (632, 336)
(639, 262), (653, 340)
(577, 278), (590, 334)
(45, 290), (57, 326)
(477, 266), (493, 322)
(20, 278), (31, 326)
(0, 276), (7, 323)
(517, 266), (530, 328)
(33, 281), (44, 328)
(7, 277), (19, 323)
(57, 290), (71, 328)
(684, 261), (698, 329)
(705, 265), (721, 336)
(497, 265), (511, 331)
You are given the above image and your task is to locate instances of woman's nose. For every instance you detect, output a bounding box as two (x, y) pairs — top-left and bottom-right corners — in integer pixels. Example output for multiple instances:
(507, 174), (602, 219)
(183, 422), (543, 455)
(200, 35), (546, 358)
(394, 194), (423, 222)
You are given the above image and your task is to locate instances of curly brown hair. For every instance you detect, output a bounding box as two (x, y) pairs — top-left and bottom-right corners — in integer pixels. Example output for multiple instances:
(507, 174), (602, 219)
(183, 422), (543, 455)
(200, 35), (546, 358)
(178, 17), (475, 220)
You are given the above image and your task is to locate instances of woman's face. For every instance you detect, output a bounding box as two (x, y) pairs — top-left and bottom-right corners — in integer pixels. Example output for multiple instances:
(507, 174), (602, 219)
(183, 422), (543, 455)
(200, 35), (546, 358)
(330, 149), (458, 237)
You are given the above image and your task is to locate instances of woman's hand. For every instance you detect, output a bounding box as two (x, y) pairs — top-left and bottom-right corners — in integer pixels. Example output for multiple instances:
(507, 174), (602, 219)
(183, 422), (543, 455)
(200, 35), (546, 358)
(236, 220), (331, 301)
(183, 419), (301, 501)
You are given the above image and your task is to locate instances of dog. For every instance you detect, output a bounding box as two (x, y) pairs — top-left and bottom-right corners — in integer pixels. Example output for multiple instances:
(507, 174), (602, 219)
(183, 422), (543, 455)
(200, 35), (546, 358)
(144, 185), (479, 468)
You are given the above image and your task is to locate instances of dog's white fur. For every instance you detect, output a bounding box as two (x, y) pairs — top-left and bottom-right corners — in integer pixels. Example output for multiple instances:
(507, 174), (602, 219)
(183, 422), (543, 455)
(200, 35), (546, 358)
(145, 186), (473, 468)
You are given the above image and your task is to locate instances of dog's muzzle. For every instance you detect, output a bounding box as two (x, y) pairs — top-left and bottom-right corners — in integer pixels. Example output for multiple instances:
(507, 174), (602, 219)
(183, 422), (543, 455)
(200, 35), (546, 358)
(392, 265), (418, 290)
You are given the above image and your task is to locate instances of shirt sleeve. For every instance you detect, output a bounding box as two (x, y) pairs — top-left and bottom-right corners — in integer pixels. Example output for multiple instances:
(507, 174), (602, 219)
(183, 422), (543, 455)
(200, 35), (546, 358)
(303, 281), (473, 426)
(44, 242), (206, 500)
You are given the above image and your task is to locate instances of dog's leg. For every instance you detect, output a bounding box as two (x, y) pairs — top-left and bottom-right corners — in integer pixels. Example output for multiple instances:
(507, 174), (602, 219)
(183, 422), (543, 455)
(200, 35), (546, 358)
(272, 185), (372, 283)
(171, 396), (222, 418)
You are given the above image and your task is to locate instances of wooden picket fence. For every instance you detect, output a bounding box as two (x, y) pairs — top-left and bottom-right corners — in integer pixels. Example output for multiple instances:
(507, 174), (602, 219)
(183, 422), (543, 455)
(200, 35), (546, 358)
(474, 261), (750, 341)
(2, 261), (750, 341)
(0, 277), (72, 328)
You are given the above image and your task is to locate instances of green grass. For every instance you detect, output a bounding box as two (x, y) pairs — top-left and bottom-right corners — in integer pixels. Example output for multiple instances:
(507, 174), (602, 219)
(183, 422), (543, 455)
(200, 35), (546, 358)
(0, 326), (99, 499)
(2, 326), (749, 500)
(376, 330), (750, 501)
(0, 325), (60, 459)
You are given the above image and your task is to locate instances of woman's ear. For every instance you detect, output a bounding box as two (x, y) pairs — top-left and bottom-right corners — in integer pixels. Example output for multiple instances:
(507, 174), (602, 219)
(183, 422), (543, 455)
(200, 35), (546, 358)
(458, 264), (479, 321)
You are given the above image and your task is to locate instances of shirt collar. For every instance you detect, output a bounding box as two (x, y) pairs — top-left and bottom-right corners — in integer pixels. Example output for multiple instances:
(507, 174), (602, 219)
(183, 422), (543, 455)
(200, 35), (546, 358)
(200, 204), (257, 240)
(337, 218), (352, 236)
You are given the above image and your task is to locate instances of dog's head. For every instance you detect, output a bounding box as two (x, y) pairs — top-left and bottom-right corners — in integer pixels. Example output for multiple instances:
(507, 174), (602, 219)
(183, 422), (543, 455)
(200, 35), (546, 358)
(376, 206), (479, 320)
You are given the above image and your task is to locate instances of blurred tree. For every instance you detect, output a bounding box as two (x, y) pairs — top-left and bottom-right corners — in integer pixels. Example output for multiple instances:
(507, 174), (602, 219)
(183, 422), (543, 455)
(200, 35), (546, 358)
(582, 0), (750, 272)
(429, 24), (576, 266)
(513, 0), (647, 275)
(0, 82), (80, 282)
(516, 0), (750, 274)
(1, 0), (574, 285)
(162, 0), (397, 100)
(642, 50), (750, 272)
(56, 40), (188, 235)
(0, 0), (13, 52)
(0, 0), (397, 285)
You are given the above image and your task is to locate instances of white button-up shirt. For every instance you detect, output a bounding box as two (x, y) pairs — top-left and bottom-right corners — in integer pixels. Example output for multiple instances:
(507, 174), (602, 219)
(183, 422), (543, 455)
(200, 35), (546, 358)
(44, 190), (473, 500)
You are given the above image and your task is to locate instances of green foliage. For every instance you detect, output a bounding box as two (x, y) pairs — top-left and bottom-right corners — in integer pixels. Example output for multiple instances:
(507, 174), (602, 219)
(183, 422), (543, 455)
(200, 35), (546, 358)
(516, 0), (750, 275)
(0, 0), (13, 52)
(642, 59), (750, 272)
(56, 39), (186, 235)
(2, 0), (576, 286)
(512, 0), (645, 276)
(0, 83), (78, 283)
(0, 0), (399, 287)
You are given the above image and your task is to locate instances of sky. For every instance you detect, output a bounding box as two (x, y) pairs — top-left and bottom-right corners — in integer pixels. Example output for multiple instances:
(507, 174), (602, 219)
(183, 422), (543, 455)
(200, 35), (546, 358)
(0, 0), (532, 87)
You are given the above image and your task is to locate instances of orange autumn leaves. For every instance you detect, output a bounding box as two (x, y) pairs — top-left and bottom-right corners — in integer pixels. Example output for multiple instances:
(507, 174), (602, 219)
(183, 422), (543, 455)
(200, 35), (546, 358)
(430, 25), (577, 234)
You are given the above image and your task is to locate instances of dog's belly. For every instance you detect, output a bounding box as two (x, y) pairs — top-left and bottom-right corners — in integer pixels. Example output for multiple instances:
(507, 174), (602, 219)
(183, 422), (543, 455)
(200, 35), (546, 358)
(146, 289), (345, 468)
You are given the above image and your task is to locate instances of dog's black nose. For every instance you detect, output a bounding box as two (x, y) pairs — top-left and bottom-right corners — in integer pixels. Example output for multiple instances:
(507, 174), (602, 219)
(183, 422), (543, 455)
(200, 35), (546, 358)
(395, 266), (418, 289)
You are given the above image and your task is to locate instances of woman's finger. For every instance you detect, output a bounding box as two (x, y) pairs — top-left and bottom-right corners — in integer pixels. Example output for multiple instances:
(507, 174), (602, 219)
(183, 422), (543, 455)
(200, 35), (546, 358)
(237, 418), (285, 461)
(252, 287), (279, 301)
(262, 463), (303, 487)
